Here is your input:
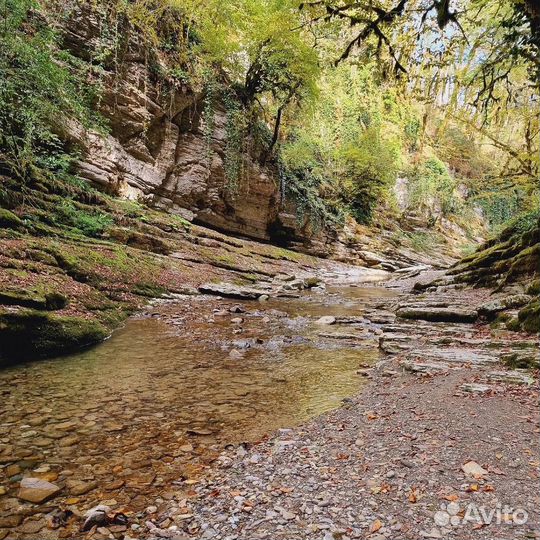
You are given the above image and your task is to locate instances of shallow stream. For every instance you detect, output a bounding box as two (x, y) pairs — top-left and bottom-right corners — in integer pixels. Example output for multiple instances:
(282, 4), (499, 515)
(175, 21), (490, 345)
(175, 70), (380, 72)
(0, 285), (395, 517)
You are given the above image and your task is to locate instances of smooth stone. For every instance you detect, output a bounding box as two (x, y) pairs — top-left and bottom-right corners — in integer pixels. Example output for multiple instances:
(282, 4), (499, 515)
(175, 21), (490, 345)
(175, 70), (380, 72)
(18, 477), (61, 503)
(315, 316), (336, 325)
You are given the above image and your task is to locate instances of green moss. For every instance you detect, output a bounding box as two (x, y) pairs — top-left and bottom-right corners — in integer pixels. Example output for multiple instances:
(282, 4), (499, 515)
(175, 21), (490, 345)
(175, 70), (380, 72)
(241, 273), (259, 282)
(0, 290), (48, 309)
(518, 301), (540, 334)
(0, 208), (24, 229)
(527, 280), (540, 296)
(0, 309), (110, 363)
(502, 351), (540, 369)
(107, 227), (171, 254)
(133, 282), (167, 298)
(44, 292), (68, 310)
(0, 289), (67, 310)
(505, 317), (521, 331)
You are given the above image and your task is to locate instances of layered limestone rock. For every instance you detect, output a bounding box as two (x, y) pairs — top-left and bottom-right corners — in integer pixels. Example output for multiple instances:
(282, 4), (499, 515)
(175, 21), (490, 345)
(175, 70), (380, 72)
(58, 4), (308, 246)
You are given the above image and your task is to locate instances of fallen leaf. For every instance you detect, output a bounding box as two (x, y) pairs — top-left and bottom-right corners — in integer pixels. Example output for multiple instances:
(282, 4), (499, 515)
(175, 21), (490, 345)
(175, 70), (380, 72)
(443, 494), (459, 502)
(408, 488), (419, 503)
(370, 519), (383, 533)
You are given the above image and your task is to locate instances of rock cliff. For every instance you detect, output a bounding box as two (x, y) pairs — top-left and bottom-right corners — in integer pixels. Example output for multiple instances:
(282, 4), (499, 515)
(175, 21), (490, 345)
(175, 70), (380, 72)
(58, 3), (304, 245)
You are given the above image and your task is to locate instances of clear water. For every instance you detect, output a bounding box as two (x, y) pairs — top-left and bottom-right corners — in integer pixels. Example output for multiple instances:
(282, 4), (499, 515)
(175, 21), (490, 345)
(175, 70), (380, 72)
(0, 286), (393, 513)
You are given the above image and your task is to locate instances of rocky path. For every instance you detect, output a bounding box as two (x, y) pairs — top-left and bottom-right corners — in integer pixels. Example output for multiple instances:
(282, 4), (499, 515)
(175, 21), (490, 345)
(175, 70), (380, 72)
(142, 274), (539, 540)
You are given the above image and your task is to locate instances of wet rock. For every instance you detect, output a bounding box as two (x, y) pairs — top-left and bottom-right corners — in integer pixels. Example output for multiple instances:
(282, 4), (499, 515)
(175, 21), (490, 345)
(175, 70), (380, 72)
(83, 505), (110, 531)
(282, 279), (305, 291)
(104, 479), (125, 490)
(18, 518), (45, 535)
(59, 435), (80, 447)
(18, 477), (61, 503)
(396, 307), (478, 323)
(187, 428), (213, 436)
(0, 514), (23, 527)
(66, 479), (98, 495)
(6, 464), (21, 477)
(304, 276), (321, 288)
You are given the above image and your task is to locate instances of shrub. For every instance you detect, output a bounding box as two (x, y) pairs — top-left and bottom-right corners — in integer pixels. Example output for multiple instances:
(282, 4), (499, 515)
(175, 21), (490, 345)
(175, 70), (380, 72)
(340, 127), (398, 223)
(0, 0), (100, 182)
(407, 157), (460, 218)
(56, 200), (113, 237)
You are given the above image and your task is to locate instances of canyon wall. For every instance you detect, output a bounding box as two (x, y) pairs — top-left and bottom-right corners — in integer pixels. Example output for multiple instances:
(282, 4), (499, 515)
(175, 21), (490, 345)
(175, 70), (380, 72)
(59, 4), (327, 250)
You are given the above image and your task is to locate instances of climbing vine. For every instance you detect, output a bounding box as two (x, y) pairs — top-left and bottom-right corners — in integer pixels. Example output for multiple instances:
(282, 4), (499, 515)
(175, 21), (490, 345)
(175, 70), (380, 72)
(202, 73), (218, 164)
(278, 159), (344, 232)
(223, 91), (246, 196)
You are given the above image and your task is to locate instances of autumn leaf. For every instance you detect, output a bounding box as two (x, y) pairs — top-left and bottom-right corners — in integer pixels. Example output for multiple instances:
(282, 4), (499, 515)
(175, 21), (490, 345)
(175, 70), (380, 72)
(370, 519), (383, 533)
(408, 487), (420, 503)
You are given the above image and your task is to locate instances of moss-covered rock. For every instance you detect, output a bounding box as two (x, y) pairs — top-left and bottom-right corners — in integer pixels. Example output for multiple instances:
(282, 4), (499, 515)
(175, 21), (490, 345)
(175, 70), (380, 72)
(0, 309), (109, 363)
(527, 280), (540, 296)
(502, 350), (540, 369)
(518, 300), (540, 334)
(132, 282), (167, 298)
(0, 290), (68, 310)
(0, 208), (24, 229)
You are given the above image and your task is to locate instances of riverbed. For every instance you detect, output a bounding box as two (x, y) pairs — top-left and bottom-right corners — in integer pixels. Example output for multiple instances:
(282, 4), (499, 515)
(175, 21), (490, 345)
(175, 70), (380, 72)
(0, 285), (397, 533)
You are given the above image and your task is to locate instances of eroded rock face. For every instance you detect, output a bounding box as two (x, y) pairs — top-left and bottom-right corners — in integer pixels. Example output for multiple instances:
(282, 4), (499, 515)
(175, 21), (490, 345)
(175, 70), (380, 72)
(58, 4), (304, 245)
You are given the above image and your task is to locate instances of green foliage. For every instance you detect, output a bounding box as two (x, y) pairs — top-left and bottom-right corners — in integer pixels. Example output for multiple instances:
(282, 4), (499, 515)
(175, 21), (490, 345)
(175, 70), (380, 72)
(55, 201), (113, 238)
(278, 160), (344, 231)
(202, 75), (217, 162)
(340, 127), (399, 223)
(0, 0), (101, 181)
(223, 91), (246, 194)
(476, 193), (522, 229)
(281, 64), (403, 224)
(407, 157), (461, 218)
